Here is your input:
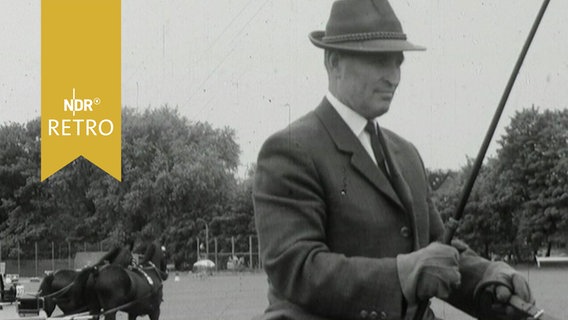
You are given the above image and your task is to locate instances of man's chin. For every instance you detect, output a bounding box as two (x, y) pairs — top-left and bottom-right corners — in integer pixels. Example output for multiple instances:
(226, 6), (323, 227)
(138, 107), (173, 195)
(369, 106), (390, 119)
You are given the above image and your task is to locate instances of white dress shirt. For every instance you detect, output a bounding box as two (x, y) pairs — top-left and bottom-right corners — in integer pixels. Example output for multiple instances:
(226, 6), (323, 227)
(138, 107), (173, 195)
(326, 91), (384, 168)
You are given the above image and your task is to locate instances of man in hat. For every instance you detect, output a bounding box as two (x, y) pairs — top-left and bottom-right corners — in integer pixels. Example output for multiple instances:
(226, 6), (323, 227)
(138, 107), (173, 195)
(253, 0), (534, 319)
(134, 228), (168, 280)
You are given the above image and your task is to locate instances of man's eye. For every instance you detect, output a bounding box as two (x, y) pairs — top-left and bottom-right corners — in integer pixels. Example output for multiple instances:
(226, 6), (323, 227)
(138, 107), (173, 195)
(374, 56), (388, 65)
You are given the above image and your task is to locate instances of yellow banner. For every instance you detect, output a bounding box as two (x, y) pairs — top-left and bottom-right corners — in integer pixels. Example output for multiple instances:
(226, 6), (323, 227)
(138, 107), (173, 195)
(41, 0), (121, 181)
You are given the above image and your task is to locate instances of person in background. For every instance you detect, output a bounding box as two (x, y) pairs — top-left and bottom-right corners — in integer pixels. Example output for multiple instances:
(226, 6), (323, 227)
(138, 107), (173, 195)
(134, 228), (168, 280)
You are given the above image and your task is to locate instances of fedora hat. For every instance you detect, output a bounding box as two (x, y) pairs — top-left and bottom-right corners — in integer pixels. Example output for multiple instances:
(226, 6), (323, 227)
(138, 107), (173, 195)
(309, 0), (425, 53)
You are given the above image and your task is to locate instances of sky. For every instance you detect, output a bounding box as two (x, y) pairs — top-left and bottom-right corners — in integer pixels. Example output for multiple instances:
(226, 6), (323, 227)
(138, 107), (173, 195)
(1, 0), (567, 177)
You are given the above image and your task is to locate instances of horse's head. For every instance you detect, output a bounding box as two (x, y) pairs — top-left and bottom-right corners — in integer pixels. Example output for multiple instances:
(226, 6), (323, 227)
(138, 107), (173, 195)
(145, 243), (168, 281)
(38, 273), (57, 316)
(159, 246), (167, 271)
(38, 268), (94, 316)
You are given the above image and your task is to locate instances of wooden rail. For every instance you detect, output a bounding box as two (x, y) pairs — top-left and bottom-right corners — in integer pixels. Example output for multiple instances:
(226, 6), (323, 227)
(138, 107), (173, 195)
(535, 256), (568, 268)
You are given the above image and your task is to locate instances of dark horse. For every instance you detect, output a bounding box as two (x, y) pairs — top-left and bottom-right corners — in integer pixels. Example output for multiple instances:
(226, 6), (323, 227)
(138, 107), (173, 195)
(91, 241), (168, 320)
(38, 267), (98, 317)
(38, 242), (134, 317)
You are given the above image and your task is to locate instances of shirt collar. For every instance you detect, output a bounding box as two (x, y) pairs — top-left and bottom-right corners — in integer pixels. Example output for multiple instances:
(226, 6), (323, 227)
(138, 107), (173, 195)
(326, 91), (371, 136)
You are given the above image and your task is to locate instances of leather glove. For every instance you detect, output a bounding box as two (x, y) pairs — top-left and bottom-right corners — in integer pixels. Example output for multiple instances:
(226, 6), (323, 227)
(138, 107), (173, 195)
(474, 261), (534, 320)
(397, 242), (461, 305)
(450, 239), (470, 253)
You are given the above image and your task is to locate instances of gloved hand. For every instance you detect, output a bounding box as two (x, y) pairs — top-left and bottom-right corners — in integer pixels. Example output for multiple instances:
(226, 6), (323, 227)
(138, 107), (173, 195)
(397, 242), (461, 305)
(474, 261), (534, 320)
(450, 239), (470, 253)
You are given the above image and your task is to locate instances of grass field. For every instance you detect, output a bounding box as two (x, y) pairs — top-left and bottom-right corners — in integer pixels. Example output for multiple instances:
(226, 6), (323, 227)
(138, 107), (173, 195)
(18, 265), (568, 320)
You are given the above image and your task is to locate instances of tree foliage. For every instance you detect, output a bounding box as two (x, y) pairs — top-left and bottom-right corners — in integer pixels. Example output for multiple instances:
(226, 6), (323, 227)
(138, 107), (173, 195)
(431, 107), (568, 261)
(494, 107), (568, 255)
(0, 106), (252, 268)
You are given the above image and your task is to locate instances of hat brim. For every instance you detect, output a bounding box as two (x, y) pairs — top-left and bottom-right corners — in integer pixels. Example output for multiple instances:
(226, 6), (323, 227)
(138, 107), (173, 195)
(309, 31), (426, 53)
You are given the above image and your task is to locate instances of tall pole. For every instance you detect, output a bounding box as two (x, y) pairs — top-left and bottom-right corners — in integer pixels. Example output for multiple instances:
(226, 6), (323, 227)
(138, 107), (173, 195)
(52, 242), (55, 272)
(205, 223), (209, 259)
(214, 238), (218, 270)
(249, 236), (253, 268)
(17, 241), (20, 276)
(443, 0), (551, 245)
(196, 237), (200, 260)
(68, 241), (71, 269)
(414, 1), (552, 319)
(35, 242), (38, 277)
(257, 236), (262, 269)
(196, 218), (209, 259)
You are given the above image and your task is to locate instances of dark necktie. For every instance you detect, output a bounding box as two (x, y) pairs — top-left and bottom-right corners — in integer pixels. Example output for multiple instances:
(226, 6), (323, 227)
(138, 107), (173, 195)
(371, 121), (420, 250)
(365, 120), (389, 177)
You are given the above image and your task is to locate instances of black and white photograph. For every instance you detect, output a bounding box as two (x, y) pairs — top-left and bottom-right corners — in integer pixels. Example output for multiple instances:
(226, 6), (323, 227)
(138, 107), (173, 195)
(1, 1), (567, 320)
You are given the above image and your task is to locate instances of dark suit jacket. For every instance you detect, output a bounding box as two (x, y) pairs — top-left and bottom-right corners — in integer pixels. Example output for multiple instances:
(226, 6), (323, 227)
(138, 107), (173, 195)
(254, 98), (490, 320)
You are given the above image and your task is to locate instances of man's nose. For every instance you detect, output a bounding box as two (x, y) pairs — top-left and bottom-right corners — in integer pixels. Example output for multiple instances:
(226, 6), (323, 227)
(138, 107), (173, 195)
(383, 65), (401, 86)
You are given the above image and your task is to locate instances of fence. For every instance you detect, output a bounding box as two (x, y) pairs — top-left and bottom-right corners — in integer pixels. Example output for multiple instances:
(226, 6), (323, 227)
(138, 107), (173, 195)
(0, 241), (111, 277)
(0, 236), (262, 277)
(195, 235), (261, 271)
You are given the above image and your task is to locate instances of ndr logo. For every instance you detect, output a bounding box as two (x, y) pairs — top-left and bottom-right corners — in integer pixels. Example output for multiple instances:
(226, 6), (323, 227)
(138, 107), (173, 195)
(47, 88), (113, 137)
(64, 88), (101, 116)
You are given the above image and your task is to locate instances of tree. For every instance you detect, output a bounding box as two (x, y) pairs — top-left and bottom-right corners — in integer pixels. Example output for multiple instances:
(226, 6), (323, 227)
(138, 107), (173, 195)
(0, 106), (242, 267)
(494, 107), (568, 255)
(210, 164), (256, 255)
(0, 120), (63, 257)
(431, 108), (568, 261)
(428, 161), (509, 259)
(114, 106), (240, 267)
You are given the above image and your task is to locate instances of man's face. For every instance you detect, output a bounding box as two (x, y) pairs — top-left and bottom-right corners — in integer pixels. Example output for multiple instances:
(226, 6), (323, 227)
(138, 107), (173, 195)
(331, 51), (404, 119)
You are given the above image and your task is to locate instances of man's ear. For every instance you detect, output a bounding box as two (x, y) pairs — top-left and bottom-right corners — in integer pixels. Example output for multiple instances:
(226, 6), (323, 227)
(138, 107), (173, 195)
(325, 50), (341, 75)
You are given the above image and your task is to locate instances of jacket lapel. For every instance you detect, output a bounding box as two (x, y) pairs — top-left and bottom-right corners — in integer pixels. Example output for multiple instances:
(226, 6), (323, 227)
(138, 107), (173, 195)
(314, 99), (405, 212)
(381, 133), (414, 212)
(382, 132), (420, 249)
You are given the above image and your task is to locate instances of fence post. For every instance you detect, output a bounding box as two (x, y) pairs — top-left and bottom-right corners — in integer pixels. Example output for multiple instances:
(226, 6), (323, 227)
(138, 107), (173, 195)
(214, 238), (218, 271)
(35, 242), (38, 277)
(196, 237), (200, 260)
(249, 236), (253, 268)
(68, 241), (71, 269)
(231, 236), (235, 258)
(17, 241), (20, 275)
(257, 236), (262, 269)
(52, 242), (55, 272)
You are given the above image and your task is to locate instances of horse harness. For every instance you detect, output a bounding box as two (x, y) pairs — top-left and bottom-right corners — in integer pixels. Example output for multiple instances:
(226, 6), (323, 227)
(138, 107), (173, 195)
(132, 261), (165, 290)
(89, 263), (163, 318)
(120, 262), (164, 304)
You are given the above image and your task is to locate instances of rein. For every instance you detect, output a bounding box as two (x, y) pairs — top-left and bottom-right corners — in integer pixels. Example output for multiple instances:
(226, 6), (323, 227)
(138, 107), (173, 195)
(38, 281), (74, 300)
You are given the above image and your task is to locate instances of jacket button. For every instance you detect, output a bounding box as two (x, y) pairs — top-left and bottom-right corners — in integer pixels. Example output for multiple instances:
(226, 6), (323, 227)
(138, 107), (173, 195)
(400, 226), (411, 238)
(370, 311), (378, 320)
(380, 311), (388, 320)
(360, 310), (369, 319)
